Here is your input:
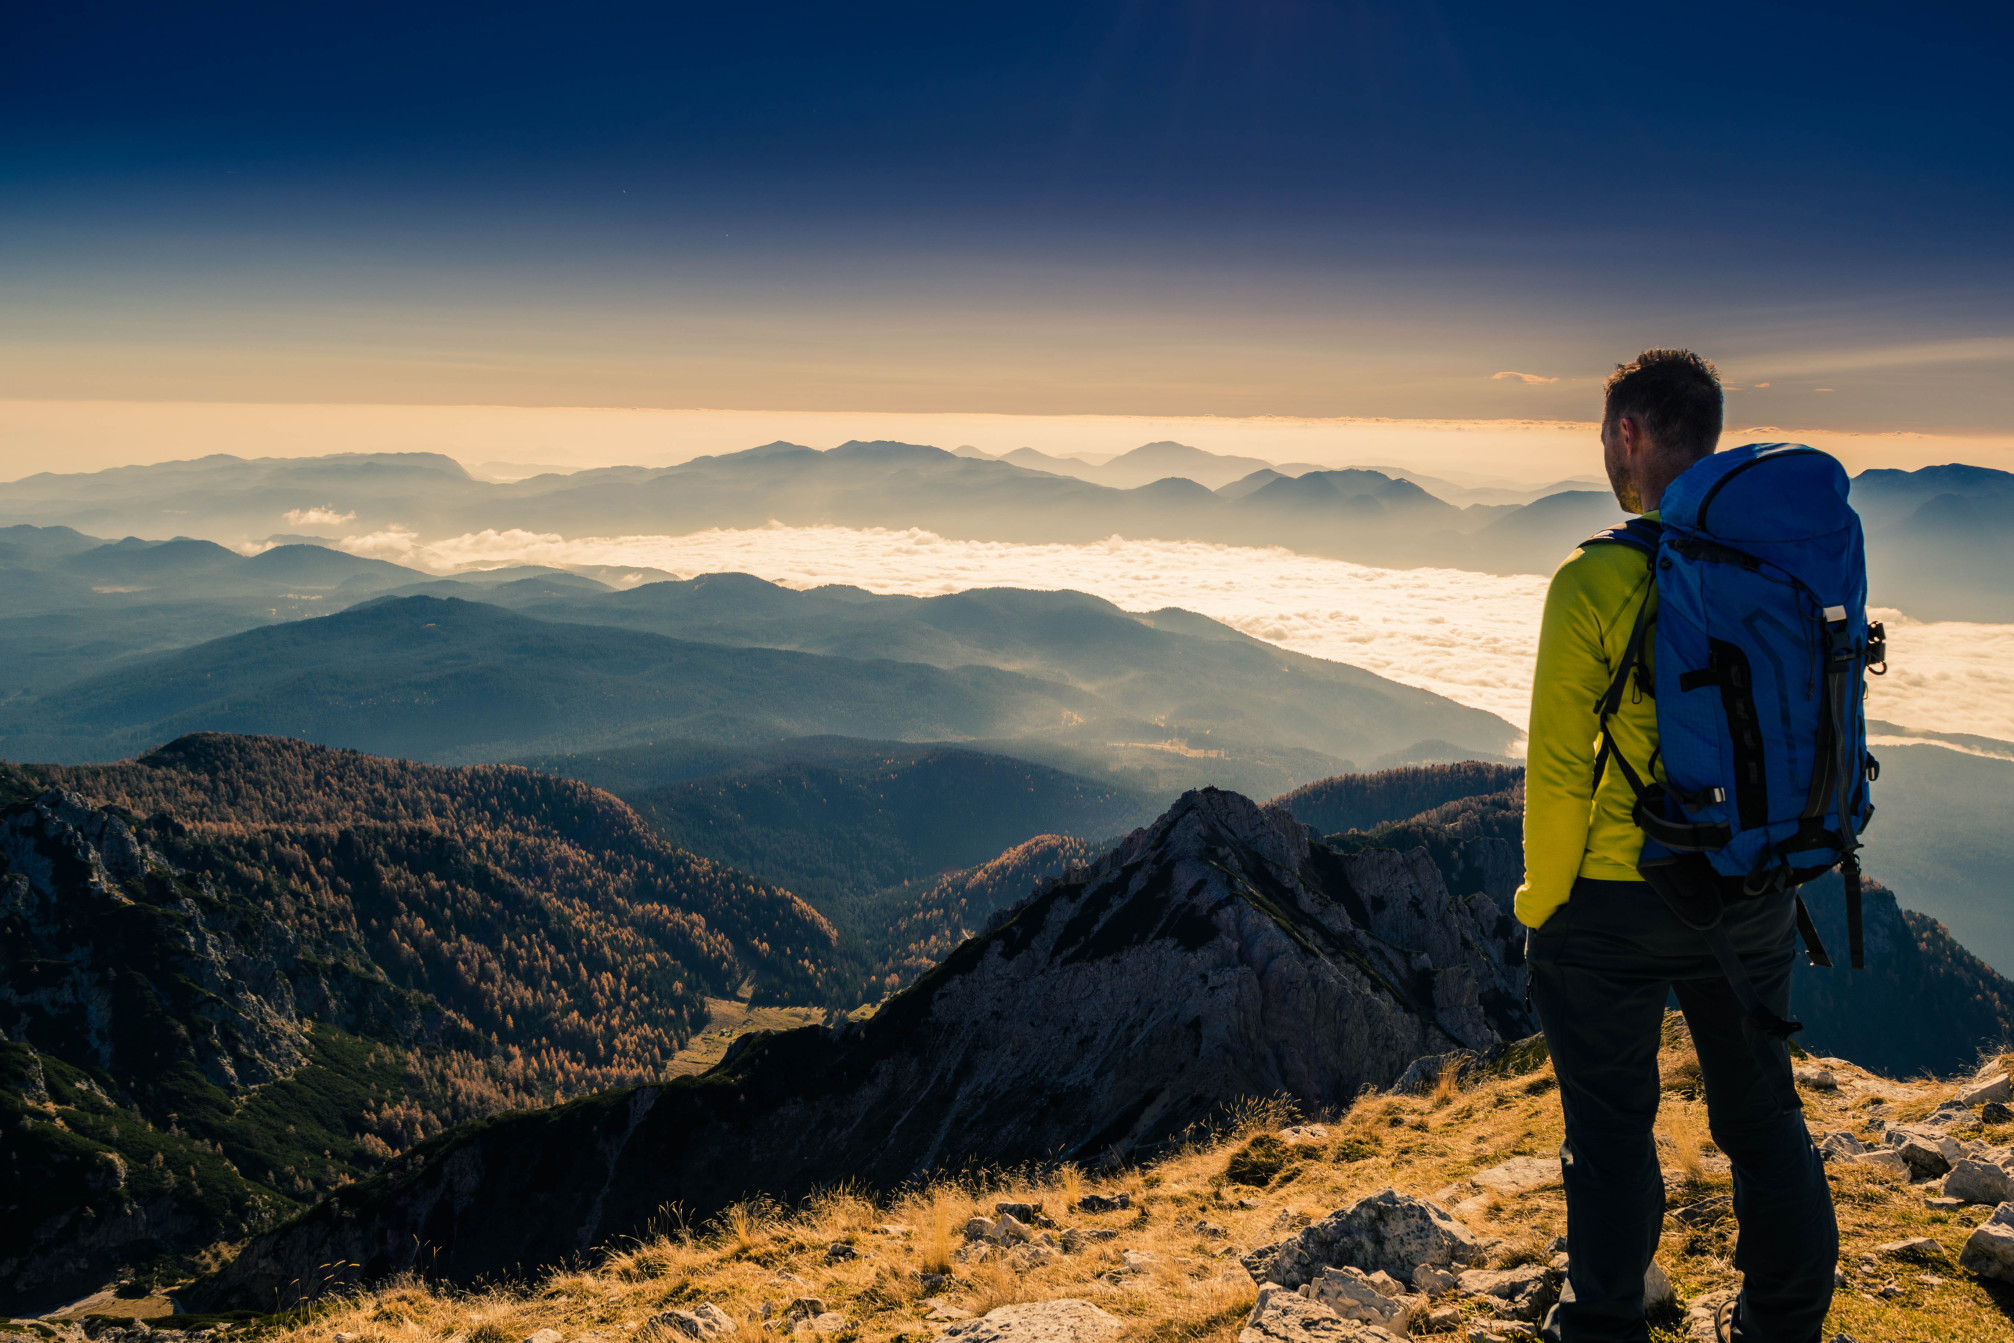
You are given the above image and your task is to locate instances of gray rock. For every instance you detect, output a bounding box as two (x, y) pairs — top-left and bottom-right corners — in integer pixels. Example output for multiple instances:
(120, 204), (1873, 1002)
(1642, 1262), (1675, 1310)
(526, 1331), (564, 1343)
(1453, 1266), (1556, 1323)
(781, 1301), (827, 1325)
(1817, 1131), (1867, 1161)
(1410, 1264), (1457, 1296)
(1244, 1189), (1481, 1286)
(1886, 1126), (1963, 1178)
(824, 1242), (858, 1264)
(1848, 1150), (1910, 1178)
(965, 1217), (997, 1241)
(1240, 1285), (1403, 1343)
(1463, 1323), (1534, 1343)
(1875, 1237), (1945, 1262)
(1959, 1203), (2014, 1282)
(1306, 1266), (1409, 1332)
(1982, 1101), (2014, 1125)
(1943, 1159), (2014, 1205)
(1680, 1289), (1736, 1343)
(648, 1307), (736, 1339)
(1075, 1193), (1130, 1213)
(940, 1300), (1125, 1343)
(1470, 1157), (1561, 1196)
(1793, 1065), (1838, 1090)
(993, 1214), (1035, 1245)
(1959, 1074), (2012, 1106)
(995, 1202), (1042, 1221)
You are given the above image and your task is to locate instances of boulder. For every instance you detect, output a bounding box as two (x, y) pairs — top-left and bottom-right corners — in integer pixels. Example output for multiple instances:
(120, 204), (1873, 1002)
(1305, 1266), (1409, 1332)
(995, 1214), (1036, 1244)
(824, 1243), (858, 1264)
(1453, 1266), (1556, 1323)
(939, 1301), (1126, 1343)
(1848, 1150), (1910, 1178)
(1244, 1189), (1481, 1286)
(1240, 1284), (1404, 1343)
(1792, 1065), (1838, 1090)
(1943, 1158), (2014, 1206)
(966, 1218), (997, 1241)
(526, 1332), (564, 1343)
(1076, 1193), (1130, 1213)
(1410, 1264), (1457, 1296)
(996, 1202), (1042, 1221)
(1959, 1203), (2014, 1282)
(1680, 1289), (1736, 1343)
(1121, 1249), (1162, 1272)
(1875, 1237), (1946, 1263)
(781, 1301), (827, 1326)
(1959, 1074), (2013, 1107)
(1886, 1126), (1963, 1178)
(1983, 1101), (2014, 1125)
(1817, 1131), (1867, 1161)
(649, 1306), (736, 1339)
(1470, 1157), (1561, 1196)
(1642, 1262), (1675, 1310)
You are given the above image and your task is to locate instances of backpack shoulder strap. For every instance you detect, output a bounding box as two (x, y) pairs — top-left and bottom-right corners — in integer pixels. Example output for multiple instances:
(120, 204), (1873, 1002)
(1582, 515), (1665, 557)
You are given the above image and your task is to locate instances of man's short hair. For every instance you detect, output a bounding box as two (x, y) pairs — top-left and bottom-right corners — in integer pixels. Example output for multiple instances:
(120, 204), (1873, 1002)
(1603, 348), (1723, 461)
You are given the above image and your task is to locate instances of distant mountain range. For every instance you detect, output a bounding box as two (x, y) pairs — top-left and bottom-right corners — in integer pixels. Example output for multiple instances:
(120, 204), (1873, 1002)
(5, 443), (2001, 616)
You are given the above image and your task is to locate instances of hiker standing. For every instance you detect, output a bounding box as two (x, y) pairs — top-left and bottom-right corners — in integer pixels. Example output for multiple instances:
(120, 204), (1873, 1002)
(1519, 349), (1877, 1342)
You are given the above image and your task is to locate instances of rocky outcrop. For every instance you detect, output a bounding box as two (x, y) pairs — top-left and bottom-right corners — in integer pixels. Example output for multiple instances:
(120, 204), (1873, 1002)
(193, 787), (1534, 1308)
(1, 789), (314, 1092)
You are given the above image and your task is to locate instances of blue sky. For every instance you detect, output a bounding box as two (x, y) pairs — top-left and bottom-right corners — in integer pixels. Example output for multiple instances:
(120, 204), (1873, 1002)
(4, 0), (2010, 429)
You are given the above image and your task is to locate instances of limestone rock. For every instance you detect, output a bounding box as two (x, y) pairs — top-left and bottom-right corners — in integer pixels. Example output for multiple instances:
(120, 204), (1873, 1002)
(1245, 1189), (1481, 1286)
(1410, 1264), (1456, 1296)
(1642, 1262), (1675, 1310)
(1959, 1074), (2013, 1106)
(940, 1300), (1124, 1343)
(1886, 1126), (1962, 1178)
(1281, 1126), (1331, 1146)
(1875, 1238), (1944, 1263)
(1792, 1065), (1838, 1090)
(1305, 1266), (1409, 1332)
(1470, 1157), (1560, 1196)
(1121, 1249), (1162, 1272)
(966, 1218), (996, 1241)
(1680, 1289), (1736, 1343)
(1944, 1158), (2014, 1205)
(1818, 1131), (1867, 1161)
(1960, 1203), (2014, 1282)
(1453, 1266), (1556, 1323)
(1240, 1284), (1403, 1343)
(526, 1331), (564, 1343)
(1848, 1150), (1910, 1178)
(649, 1306), (736, 1339)
(994, 1214), (1035, 1245)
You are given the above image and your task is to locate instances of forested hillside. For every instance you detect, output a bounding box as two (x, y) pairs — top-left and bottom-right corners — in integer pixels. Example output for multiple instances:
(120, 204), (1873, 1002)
(1273, 760), (1523, 836)
(0, 733), (839, 1306)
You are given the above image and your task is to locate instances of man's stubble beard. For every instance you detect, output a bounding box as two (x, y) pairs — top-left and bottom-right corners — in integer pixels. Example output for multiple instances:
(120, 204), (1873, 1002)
(1605, 456), (1643, 514)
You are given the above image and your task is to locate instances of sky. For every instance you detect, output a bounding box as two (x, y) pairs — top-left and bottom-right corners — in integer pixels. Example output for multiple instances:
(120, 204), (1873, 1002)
(4, 0), (2013, 454)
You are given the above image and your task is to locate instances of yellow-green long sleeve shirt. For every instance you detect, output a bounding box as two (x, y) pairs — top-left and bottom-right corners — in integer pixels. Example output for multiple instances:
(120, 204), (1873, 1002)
(1513, 516), (1662, 930)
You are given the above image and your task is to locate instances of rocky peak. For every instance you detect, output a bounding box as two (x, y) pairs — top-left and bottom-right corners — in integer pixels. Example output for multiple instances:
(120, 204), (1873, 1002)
(193, 786), (1534, 1307)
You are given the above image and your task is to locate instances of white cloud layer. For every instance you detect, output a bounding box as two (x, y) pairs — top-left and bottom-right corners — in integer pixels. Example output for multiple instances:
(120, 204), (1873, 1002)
(337, 524), (2014, 745)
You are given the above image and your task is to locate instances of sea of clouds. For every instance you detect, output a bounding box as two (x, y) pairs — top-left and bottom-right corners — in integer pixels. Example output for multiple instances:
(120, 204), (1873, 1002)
(336, 523), (2013, 747)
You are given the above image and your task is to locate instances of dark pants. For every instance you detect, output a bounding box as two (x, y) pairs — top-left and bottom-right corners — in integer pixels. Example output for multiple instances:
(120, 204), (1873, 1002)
(1528, 877), (1837, 1343)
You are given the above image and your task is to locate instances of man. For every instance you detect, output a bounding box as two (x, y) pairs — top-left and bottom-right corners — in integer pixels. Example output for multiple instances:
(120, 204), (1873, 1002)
(1517, 349), (1838, 1342)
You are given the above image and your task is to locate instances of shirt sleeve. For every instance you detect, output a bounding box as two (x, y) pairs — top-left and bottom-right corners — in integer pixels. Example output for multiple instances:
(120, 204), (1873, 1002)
(1514, 551), (1623, 929)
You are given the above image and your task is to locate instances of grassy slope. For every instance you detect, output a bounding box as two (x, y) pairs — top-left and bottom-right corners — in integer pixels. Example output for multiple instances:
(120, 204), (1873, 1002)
(46, 1034), (2011, 1342)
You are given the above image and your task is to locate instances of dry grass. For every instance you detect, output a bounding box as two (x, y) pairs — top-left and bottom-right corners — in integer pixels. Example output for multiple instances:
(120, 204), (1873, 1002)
(173, 1016), (2013, 1343)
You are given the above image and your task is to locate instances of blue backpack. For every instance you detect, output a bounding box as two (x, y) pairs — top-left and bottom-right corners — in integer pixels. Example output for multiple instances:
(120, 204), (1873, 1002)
(1588, 443), (1885, 1037)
